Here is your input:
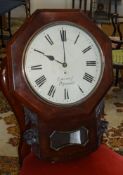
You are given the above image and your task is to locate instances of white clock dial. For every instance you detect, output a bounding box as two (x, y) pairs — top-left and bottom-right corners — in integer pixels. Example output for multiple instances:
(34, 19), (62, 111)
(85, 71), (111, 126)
(23, 22), (104, 106)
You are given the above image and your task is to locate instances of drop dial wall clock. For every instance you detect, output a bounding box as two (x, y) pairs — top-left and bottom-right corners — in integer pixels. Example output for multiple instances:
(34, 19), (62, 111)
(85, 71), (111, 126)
(0, 10), (113, 163)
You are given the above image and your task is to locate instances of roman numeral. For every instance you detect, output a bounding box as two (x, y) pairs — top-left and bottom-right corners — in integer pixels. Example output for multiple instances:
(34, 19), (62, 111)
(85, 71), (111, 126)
(78, 86), (84, 93)
(31, 65), (42, 70)
(83, 73), (94, 83)
(48, 85), (56, 97)
(60, 29), (67, 42)
(35, 75), (46, 87)
(45, 34), (54, 45)
(86, 61), (96, 66)
(64, 88), (69, 100)
(82, 46), (92, 54)
(74, 33), (80, 44)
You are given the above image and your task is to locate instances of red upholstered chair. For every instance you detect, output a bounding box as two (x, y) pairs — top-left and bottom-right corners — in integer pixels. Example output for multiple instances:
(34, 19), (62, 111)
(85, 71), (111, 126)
(20, 144), (123, 175)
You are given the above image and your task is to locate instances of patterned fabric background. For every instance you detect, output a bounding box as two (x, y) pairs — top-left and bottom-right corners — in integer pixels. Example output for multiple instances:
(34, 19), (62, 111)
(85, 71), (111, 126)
(104, 87), (123, 155)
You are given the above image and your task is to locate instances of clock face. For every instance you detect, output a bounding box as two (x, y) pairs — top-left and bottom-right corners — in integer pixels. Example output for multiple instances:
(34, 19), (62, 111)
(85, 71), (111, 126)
(23, 22), (104, 106)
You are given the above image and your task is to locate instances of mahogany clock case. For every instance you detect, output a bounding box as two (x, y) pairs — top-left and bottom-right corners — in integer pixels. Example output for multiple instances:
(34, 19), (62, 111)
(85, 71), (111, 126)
(6, 9), (113, 120)
(0, 9), (113, 162)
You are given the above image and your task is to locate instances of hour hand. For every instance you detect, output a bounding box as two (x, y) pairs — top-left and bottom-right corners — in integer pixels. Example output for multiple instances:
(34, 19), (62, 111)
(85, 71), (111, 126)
(45, 55), (54, 61)
(34, 49), (63, 65)
(34, 49), (54, 61)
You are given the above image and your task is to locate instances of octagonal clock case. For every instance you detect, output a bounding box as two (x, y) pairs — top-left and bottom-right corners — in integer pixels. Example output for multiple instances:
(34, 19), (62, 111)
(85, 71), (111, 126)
(1, 9), (113, 162)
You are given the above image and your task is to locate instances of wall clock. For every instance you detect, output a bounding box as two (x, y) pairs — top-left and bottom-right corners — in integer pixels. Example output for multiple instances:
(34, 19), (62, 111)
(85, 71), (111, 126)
(0, 9), (113, 163)
(24, 22), (103, 106)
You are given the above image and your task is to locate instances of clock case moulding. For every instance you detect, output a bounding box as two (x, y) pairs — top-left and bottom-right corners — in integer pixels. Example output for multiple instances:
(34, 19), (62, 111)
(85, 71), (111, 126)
(0, 9), (113, 163)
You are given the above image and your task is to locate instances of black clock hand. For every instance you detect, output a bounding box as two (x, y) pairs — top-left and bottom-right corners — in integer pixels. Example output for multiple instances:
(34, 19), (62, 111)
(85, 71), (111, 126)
(34, 49), (54, 60)
(34, 49), (63, 65)
(54, 59), (64, 65)
(63, 42), (67, 67)
(60, 29), (67, 68)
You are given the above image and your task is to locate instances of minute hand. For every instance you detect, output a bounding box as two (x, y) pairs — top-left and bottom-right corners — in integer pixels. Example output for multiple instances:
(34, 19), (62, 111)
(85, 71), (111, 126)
(60, 29), (67, 67)
(63, 42), (66, 64)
